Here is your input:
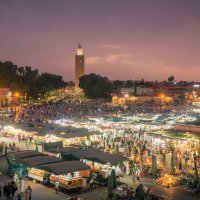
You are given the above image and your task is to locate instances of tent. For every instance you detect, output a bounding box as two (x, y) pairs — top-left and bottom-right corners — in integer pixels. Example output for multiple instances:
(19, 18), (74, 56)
(151, 155), (157, 176)
(107, 169), (117, 200)
(171, 156), (175, 174)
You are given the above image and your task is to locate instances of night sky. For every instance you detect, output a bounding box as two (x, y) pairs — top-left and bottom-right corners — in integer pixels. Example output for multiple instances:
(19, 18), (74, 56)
(0, 0), (200, 81)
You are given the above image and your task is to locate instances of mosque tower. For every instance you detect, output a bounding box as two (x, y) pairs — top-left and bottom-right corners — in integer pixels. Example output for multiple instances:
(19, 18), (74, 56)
(75, 43), (85, 87)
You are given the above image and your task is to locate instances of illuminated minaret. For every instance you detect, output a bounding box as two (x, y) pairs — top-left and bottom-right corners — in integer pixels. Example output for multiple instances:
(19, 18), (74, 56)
(75, 43), (85, 87)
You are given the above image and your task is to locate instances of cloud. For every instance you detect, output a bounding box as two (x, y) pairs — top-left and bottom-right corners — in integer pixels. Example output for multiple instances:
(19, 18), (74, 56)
(97, 44), (127, 49)
(105, 54), (132, 64)
(86, 56), (100, 65)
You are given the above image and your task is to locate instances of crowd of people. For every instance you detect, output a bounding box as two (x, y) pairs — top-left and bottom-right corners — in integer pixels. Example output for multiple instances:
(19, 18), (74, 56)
(0, 99), (199, 200)
(0, 176), (32, 200)
(0, 99), (196, 125)
(0, 142), (21, 156)
(0, 181), (18, 199)
(8, 100), (192, 123)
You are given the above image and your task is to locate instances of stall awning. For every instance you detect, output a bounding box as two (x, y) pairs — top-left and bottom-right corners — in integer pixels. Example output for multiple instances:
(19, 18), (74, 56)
(60, 131), (100, 139)
(37, 161), (90, 175)
(90, 154), (128, 165)
(62, 150), (128, 165)
(14, 151), (44, 159)
(18, 155), (63, 167)
(47, 147), (78, 153)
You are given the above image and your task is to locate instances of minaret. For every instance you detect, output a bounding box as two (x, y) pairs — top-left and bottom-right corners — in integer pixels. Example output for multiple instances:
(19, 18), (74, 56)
(75, 43), (85, 87)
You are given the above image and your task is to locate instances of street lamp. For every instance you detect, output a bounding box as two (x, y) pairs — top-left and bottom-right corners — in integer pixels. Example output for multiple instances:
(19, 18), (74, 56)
(160, 94), (165, 105)
(124, 93), (129, 98)
(15, 92), (20, 98)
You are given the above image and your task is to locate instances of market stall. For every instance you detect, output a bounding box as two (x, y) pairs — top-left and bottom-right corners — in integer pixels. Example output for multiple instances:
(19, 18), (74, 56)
(10, 151), (64, 180)
(36, 161), (90, 189)
(2, 125), (36, 140)
(28, 168), (50, 182)
(60, 149), (128, 178)
(14, 151), (44, 160)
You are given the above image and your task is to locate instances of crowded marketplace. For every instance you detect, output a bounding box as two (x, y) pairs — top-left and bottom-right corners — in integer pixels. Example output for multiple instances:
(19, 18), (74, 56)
(0, 100), (200, 200)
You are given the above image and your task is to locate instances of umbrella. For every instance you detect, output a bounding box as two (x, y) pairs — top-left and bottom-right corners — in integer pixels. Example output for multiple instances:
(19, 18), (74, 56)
(151, 154), (157, 176)
(171, 155), (175, 174)
(133, 163), (137, 174)
(104, 140), (106, 147)
(18, 164), (23, 178)
(115, 144), (119, 154)
(112, 142), (115, 150)
(107, 169), (117, 200)
(134, 148), (137, 163)
(194, 153), (199, 181)
(136, 184), (145, 200)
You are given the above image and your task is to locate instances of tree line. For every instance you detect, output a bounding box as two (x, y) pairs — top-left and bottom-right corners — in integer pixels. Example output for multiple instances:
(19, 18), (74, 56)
(79, 73), (151, 99)
(0, 60), (180, 100)
(0, 61), (66, 99)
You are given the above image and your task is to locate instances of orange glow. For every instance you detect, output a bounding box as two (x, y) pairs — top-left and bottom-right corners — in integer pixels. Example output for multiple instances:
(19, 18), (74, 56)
(160, 94), (165, 98)
(15, 92), (20, 97)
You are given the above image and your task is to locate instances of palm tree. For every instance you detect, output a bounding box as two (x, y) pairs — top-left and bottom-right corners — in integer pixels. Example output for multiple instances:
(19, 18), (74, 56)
(17, 67), (25, 89)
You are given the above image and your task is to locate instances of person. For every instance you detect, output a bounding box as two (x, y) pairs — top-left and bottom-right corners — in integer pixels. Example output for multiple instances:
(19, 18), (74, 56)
(19, 178), (25, 194)
(13, 172), (19, 184)
(11, 182), (18, 198)
(25, 186), (32, 200)
(135, 184), (144, 199)
(89, 177), (95, 189)
(27, 186), (32, 200)
(132, 170), (137, 187)
(7, 182), (11, 199)
(0, 182), (2, 199)
(55, 180), (59, 194)
(26, 138), (28, 149)
(25, 188), (30, 200)
(18, 134), (21, 143)
(3, 183), (7, 198)
(43, 177), (50, 186)
(136, 168), (141, 184)
(179, 159), (182, 170)
(18, 192), (22, 200)
(57, 146), (60, 152)
(145, 188), (152, 200)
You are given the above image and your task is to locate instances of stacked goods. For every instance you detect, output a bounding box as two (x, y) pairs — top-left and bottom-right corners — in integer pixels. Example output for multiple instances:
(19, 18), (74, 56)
(79, 170), (90, 177)
(156, 174), (180, 188)
(50, 175), (84, 189)
(29, 168), (45, 177)
(28, 168), (50, 182)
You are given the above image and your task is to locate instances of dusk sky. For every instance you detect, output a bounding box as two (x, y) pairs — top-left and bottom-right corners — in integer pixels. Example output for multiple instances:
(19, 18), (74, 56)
(0, 0), (200, 81)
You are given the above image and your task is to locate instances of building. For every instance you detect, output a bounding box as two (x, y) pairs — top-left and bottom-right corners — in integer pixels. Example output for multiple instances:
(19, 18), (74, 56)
(0, 88), (12, 107)
(136, 86), (154, 96)
(119, 86), (153, 96)
(112, 95), (173, 106)
(75, 43), (85, 87)
(154, 86), (187, 104)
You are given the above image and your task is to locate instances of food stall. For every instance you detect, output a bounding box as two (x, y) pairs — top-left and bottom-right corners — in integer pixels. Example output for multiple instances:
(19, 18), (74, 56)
(12, 151), (63, 181)
(2, 125), (36, 140)
(36, 161), (90, 189)
(28, 168), (50, 182)
(60, 149), (128, 178)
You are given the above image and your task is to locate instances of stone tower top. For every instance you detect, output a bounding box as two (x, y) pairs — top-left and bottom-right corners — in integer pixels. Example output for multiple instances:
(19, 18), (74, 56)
(77, 43), (83, 55)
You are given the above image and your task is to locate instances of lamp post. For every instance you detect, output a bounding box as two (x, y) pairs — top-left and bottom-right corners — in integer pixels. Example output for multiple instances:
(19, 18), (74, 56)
(160, 94), (165, 105)
(124, 93), (129, 106)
